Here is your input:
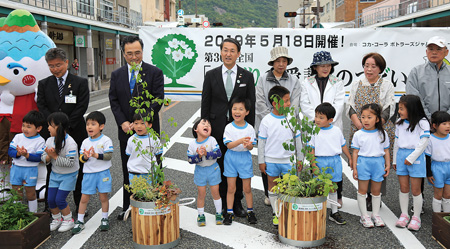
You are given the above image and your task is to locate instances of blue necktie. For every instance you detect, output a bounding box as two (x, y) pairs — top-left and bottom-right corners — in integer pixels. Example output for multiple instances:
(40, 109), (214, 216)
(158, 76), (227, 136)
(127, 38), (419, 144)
(130, 69), (136, 94)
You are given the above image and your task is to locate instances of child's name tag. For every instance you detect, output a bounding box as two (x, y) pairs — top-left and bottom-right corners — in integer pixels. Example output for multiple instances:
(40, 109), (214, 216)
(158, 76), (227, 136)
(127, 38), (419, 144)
(65, 91), (76, 104)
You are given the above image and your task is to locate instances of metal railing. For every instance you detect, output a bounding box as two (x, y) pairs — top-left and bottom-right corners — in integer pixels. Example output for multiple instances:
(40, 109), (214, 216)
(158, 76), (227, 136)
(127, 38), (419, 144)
(8, 0), (143, 29)
(356, 0), (450, 27)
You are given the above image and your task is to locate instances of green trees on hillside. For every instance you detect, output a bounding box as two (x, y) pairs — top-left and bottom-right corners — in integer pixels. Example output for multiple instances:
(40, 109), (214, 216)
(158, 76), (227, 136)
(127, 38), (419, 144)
(178, 0), (277, 28)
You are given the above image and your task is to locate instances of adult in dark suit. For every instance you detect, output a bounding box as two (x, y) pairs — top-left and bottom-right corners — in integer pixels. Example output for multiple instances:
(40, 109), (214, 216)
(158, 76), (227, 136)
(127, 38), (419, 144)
(201, 38), (256, 217)
(109, 36), (164, 220)
(37, 48), (89, 214)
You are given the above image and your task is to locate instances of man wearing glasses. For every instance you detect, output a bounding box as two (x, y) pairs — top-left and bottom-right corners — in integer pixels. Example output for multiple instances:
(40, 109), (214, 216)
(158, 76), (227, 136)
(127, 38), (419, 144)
(109, 35), (164, 220)
(37, 47), (89, 214)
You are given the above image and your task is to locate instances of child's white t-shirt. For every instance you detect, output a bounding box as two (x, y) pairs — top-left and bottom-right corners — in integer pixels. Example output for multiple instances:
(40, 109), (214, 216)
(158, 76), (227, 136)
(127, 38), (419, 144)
(126, 134), (162, 174)
(395, 118), (430, 149)
(10, 133), (45, 167)
(308, 125), (345, 157)
(259, 112), (300, 163)
(425, 134), (450, 162)
(80, 134), (114, 173)
(351, 129), (390, 157)
(45, 134), (79, 174)
(223, 121), (256, 152)
(187, 136), (220, 167)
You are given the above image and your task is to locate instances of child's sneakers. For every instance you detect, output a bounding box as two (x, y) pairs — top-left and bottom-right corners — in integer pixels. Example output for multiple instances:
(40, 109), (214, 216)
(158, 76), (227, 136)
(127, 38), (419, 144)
(395, 213), (410, 228)
(371, 215), (385, 227)
(223, 212), (234, 225)
(272, 214), (279, 226)
(100, 218), (110, 231)
(197, 214), (206, 227)
(360, 215), (374, 228)
(247, 211), (257, 224)
(71, 220), (85, 234)
(58, 218), (75, 232)
(329, 211), (346, 225)
(215, 213), (223, 225)
(50, 217), (63, 231)
(407, 216), (421, 231)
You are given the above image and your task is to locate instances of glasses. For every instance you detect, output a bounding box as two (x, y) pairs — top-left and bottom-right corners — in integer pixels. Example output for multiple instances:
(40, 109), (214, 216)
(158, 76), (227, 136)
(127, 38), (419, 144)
(125, 51), (142, 57)
(48, 63), (65, 69)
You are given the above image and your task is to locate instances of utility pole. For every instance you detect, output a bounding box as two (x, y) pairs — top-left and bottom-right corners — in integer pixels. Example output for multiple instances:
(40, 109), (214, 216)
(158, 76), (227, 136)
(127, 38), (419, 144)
(316, 0), (320, 28)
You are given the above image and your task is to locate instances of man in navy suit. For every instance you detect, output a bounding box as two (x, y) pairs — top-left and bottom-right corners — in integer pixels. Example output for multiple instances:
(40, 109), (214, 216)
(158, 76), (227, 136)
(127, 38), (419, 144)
(109, 36), (164, 220)
(37, 48), (89, 214)
(201, 38), (256, 217)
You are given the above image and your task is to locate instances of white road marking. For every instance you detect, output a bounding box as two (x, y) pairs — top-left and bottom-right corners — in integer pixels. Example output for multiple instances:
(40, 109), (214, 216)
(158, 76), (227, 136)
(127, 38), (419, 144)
(83, 106), (111, 118)
(180, 206), (294, 249)
(61, 188), (123, 249)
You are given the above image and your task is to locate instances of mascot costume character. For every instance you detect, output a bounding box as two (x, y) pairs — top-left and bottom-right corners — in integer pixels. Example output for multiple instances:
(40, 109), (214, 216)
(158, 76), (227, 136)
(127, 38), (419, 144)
(0, 9), (55, 201)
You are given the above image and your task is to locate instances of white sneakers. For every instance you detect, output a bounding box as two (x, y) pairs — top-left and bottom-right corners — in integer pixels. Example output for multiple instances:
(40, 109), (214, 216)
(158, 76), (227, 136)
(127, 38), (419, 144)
(50, 218), (63, 231)
(50, 217), (75, 232)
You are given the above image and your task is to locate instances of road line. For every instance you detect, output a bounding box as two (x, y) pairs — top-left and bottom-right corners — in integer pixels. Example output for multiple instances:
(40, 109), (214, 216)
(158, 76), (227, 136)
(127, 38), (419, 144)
(84, 106), (111, 118)
(341, 157), (425, 249)
(162, 101), (180, 112)
(180, 206), (294, 249)
(61, 188), (123, 249)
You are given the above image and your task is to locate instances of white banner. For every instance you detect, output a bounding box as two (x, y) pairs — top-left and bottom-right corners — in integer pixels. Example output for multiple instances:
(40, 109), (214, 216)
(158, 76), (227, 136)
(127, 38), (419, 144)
(140, 27), (450, 101)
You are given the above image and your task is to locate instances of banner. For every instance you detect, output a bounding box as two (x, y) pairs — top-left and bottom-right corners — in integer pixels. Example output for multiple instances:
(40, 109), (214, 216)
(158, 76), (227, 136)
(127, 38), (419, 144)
(140, 27), (449, 101)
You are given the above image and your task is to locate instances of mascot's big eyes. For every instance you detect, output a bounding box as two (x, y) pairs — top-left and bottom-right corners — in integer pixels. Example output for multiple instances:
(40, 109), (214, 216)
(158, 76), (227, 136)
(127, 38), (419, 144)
(13, 69), (20, 75)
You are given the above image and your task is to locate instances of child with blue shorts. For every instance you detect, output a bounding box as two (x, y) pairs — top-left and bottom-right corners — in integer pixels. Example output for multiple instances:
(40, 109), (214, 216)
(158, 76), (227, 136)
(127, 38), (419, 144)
(8, 110), (45, 213)
(351, 103), (390, 228)
(72, 111), (113, 234)
(42, 112), (79, 233)
(126, 113), (163, 183)
(223, 97), (257, 225)
(309, 103), (352, 225)
(425, 111), (450, 213)
(187, 118), (223, 226)
(258, 86), (302, 226)
(393, 95), (430, 231)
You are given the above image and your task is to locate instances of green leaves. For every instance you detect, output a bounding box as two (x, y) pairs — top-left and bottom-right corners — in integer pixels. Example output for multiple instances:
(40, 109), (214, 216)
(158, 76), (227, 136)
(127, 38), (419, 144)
(0, 189), (36, 230)
(268, 95), (335, 198)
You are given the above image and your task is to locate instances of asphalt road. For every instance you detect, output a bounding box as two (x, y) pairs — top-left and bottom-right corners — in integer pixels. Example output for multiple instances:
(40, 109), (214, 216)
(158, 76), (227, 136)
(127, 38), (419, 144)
(36, 91), (442, 249)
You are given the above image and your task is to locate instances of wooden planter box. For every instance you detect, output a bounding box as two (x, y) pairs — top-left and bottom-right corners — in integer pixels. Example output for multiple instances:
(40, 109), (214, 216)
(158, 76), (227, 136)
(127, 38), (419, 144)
(130, 196), (180, 249)
(0, 212), (51, 249)
(432, 212), (450, 248)
(278, 194), (327, 247)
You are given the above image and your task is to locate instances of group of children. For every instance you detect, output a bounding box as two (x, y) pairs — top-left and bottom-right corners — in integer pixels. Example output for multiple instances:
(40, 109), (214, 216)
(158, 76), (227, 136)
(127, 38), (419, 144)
(189, 85), (450, 233)
(8, 108), (161, 235)
(8, 85), (450, 235)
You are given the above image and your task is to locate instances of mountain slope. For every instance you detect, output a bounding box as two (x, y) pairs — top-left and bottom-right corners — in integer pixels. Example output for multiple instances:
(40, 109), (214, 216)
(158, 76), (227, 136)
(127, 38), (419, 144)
(178, 0), (277, 28)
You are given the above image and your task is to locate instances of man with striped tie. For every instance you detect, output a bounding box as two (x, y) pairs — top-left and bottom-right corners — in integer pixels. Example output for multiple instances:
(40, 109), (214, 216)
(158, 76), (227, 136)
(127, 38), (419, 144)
(37, 47), (89, 214)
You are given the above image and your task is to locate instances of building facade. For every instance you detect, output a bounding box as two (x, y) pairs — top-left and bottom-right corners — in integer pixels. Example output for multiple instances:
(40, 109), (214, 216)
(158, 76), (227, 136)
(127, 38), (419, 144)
(335, 0), (383, 22)
(1, 0), (177, 90)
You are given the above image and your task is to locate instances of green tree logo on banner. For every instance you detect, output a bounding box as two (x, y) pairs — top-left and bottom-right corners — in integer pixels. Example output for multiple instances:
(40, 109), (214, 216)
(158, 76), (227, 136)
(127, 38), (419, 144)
(151, 34), (198, 88)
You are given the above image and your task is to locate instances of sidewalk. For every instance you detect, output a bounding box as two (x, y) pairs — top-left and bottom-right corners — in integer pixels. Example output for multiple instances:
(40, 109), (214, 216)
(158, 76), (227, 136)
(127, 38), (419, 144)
(89, 79), (110, 97)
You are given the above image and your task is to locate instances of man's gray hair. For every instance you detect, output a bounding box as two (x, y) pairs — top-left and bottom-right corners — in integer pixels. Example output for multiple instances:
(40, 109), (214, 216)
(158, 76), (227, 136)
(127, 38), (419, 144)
(45, 48), (67, 62)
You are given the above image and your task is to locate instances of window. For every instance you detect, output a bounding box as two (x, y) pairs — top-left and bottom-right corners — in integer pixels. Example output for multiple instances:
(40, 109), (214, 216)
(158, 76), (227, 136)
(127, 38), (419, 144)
(100, 0), (113, 21)
(360, 0), (376, 2)
(332, 0), (335, 9)
(156, 0), (160, 9)
(77, 0), (93, 15)
(336, 0), (344, 7)
(407, 2), (418, 13)
(130, 10), (143, 27)
(326, 3), (330, 13)
(118, 5), (128, 24)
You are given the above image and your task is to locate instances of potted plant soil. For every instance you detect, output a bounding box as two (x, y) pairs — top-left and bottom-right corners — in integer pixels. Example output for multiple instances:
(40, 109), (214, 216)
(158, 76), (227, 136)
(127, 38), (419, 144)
(124, 64), (181, 249)
(0, 190), (50, 249)
(270, 97), (336, 247)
